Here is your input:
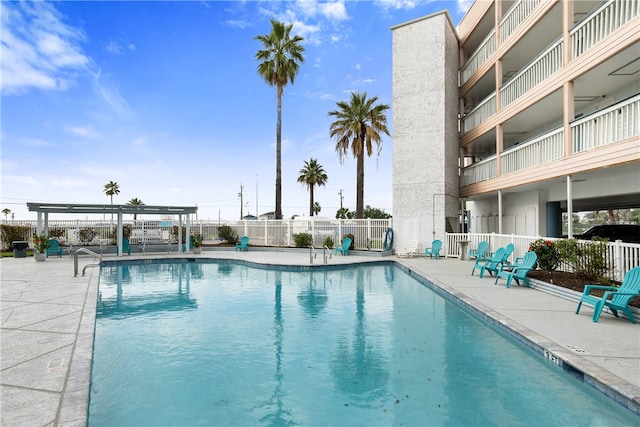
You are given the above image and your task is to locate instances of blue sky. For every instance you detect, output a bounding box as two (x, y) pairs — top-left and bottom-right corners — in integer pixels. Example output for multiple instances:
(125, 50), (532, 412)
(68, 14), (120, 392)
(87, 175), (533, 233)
(2, 0), (469, 221)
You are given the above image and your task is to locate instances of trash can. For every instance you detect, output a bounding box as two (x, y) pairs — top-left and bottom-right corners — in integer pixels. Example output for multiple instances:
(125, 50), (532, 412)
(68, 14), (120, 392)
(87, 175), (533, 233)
(12, 241), (28, 258)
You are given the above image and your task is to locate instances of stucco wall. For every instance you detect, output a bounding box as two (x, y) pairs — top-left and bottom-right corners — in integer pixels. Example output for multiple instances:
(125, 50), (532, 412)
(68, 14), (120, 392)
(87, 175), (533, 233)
(392, 12), (459, 251)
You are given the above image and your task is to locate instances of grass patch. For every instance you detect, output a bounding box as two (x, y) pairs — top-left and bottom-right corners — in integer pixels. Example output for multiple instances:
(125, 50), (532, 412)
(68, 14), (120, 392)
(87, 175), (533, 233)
(1, 250), (34, 258)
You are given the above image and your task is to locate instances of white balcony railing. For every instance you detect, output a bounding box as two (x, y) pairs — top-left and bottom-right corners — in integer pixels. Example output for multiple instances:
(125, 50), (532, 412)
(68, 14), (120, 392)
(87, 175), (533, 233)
(571, 94), (640, 153)
(462, 92), (496, 133)
(571, 0), (640, 58)
(461, 29), (495, 85)
(462, 156), (497, 186)
(500, 38), (563, 107)
(499, 0), (543, 43)
(502, 127), (564, 174)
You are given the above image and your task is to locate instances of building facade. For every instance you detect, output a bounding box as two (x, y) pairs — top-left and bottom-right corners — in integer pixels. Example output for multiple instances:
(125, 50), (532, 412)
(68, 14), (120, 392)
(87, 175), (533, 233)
(392, 0), (639, 250)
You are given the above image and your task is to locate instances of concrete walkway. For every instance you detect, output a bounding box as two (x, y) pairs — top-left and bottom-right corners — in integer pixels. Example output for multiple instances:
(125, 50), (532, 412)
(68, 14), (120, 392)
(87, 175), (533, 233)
(1, 250), (639, 426)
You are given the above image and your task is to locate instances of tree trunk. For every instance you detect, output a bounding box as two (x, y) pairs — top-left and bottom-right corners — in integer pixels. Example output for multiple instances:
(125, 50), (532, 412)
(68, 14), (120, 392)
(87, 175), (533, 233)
(275, 85), (283, 220)
(356, 150), (364, 219)
(309, 185), (315, 217)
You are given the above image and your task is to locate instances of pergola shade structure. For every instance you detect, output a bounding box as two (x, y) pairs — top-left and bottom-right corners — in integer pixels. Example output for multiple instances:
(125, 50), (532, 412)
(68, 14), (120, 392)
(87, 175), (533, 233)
(27, 203), (198, 256)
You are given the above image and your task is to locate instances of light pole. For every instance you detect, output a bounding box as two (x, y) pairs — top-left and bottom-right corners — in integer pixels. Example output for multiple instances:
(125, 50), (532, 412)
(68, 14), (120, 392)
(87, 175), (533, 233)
(256, 174), (259, 219)
(239, 184), (244, 219)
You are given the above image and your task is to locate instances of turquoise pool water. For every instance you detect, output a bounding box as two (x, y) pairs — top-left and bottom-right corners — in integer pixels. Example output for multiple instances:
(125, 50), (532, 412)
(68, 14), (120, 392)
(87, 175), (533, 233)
(88, 260), (637, 426)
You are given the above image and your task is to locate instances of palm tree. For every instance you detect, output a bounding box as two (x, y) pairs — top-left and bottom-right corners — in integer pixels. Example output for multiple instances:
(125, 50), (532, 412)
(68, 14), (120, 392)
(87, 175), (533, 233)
(313, 202), (321, 216)
(255, 19), (305, 220)
(126, 197), (145, 220)
(297, 158), (328, 217)
(2, 208), (11, 222)
(329, 92), (390, 219)
(103, 181), (120, 225)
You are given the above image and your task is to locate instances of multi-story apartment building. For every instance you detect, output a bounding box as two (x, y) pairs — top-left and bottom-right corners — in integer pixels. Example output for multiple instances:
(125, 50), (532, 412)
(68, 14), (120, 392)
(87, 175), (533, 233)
(391, 0), (639, 250)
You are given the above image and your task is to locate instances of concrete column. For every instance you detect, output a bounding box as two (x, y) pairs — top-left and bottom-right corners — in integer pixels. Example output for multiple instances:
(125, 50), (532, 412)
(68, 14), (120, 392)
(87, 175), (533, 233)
(546, 202), (562, 237)
(566, 176), (574, 238)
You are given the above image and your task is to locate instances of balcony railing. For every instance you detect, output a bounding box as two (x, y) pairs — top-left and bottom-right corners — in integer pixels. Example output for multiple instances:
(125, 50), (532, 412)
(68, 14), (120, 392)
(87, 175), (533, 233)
(571, 0), (640, 58)
(502, 127), (564, 174)
(500, 37), (563, 107)
(499, 0), (543, 43)
(571, 94), (639, 153)
(462, 156), (497, 186)
(461, 29), (495, 85)
(462, 92), (496, 133)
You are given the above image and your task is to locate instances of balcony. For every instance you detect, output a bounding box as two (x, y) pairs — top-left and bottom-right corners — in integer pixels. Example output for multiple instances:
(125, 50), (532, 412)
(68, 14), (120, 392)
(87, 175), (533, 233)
(462, 95), (639, 186)
(500, 37), (563, 108)
(571, 0), (640, 59)
(502, 127), (564, 174)
(499, 0), (543, 43)
(462, 93), (496, 134)
(572, 94), (639, 153)
(461, 29), (495, 86)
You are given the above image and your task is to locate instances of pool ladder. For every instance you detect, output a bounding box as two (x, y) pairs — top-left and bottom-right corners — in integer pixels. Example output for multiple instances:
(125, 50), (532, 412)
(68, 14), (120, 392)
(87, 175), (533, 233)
(73, 248), (103, 277)
(309, 245), (332, 265)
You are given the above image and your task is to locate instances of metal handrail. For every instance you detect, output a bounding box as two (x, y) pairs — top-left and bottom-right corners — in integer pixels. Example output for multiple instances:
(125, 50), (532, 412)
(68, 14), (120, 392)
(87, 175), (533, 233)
(74, 248), (103, 277)
(323, 245), (332, 264)
(309, 245), (317, 264)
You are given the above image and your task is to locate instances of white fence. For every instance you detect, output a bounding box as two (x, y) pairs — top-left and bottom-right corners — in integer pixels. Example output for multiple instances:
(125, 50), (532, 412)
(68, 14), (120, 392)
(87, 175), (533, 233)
(2, 218), (393, 251)
(445, 233), (640, 282)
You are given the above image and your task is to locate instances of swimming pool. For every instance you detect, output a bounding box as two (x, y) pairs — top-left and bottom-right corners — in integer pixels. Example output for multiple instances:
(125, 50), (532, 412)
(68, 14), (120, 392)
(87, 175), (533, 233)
(88, 260), (637, 426)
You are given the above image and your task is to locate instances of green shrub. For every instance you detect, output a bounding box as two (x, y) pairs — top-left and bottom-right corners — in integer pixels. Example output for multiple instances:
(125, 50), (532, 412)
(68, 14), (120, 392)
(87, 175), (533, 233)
(555, 238), (613, 283)
(218, 225), (238, 244)
(190, 233), (203, 248)
(323, 236), (334, 249)
(172, 226), (187, 243)
(528, 238), (559, 271)
(0, 225), (31, 250)
(343, 233), (355, 250)
(48, 227), (65, 238)
(294, 233), (313, 248)
(79, 228), (98, 243)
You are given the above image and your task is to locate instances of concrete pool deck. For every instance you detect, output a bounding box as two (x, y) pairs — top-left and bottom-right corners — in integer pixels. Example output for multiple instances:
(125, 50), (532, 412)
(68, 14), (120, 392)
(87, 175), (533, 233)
(1, 250), (639, 426)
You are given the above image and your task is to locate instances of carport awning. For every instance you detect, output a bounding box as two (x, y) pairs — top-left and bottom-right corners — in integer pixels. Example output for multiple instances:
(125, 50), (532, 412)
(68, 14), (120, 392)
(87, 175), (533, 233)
(27, 202), (197, 216)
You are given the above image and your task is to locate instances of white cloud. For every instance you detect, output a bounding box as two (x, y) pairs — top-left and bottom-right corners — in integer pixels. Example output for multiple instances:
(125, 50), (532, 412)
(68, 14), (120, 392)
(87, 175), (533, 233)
(457, 0), (474, 13)
(226, 19), (251, 29)
(22, 138), (54, 147)
(91, 70), (135, 119)
(66, 125), (100, 139)
(0, 1), (89, 95)
(319, 1), (347, 21)
(375, 0), (419, 10)
(52, 178), (89, 188)
(12, 175), (42, 187)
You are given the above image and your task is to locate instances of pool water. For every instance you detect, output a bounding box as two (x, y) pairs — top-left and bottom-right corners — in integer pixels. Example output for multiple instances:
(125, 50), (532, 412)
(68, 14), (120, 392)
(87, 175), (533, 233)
(88, 261), (637, 426)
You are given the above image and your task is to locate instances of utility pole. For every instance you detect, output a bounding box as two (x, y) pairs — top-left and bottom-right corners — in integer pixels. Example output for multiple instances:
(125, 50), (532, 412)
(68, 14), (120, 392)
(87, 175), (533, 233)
(338, 189), (344, 210)
(238, 184), (244, 219)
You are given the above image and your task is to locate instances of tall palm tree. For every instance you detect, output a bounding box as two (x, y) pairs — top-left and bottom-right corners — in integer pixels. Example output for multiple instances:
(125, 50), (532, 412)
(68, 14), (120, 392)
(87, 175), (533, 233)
(103, 180), (120, 225)
(126, 197), (145, 220)
(2, 208), (11, 222)
(255, 19), (305, 220)
(297, 158), (328, 217)
(329, 92), (390, 219)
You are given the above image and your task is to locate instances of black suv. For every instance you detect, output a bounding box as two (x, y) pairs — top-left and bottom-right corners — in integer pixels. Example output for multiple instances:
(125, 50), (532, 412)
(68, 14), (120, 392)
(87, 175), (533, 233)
(575, 224), (640, 243)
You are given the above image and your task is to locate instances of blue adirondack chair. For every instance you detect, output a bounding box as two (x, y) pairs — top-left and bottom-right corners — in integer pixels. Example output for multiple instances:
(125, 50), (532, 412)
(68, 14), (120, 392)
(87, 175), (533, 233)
(468, 240), (489, 260)
(494, 251), (538, 288)
(122, 237), (131, 255)
(476, 247), (506, 278)
(46, 239), (64, 258)
(576, 266), (640, 323)
(470, 241), (490, 275)
(235, 236), (249, 252)
(483, 243), (515, 276)
(335, 237), (352, 256)
(424, 240), (443, 259)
